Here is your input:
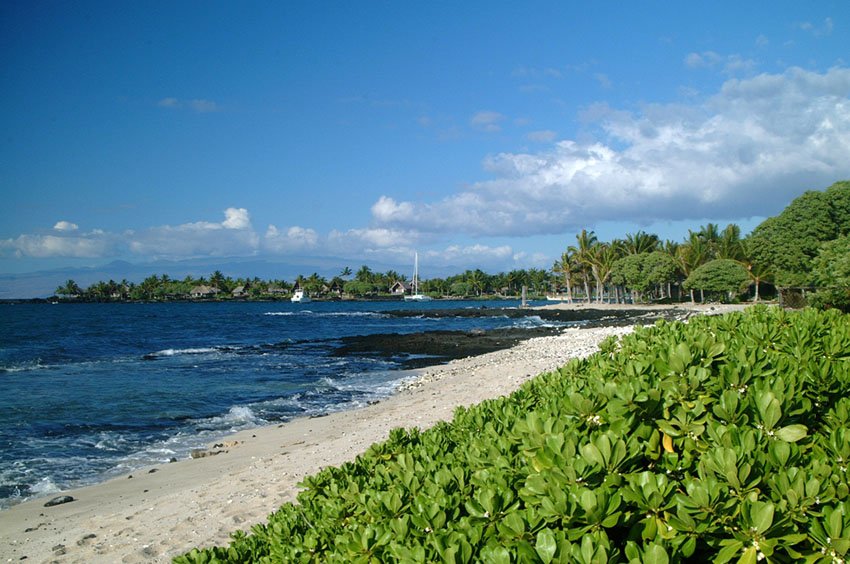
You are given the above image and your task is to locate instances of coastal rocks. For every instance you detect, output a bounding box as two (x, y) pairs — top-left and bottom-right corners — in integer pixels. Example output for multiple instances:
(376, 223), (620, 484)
(191, 440), (242, 459)
(334, 327), (562, 368)
(43, 495), (75, 507)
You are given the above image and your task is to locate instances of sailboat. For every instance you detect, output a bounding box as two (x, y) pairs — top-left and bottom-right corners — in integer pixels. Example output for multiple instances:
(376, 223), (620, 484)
(404, 252), (433, 302)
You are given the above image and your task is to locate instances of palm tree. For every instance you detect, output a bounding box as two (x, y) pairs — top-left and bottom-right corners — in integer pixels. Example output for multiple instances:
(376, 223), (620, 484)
(697, 223), (721, 259)
(740, 240), (772, 302)
(552, 252), (575, 302)
(527, 268), (550, 297)
(305, 273), (326, 295)
(339, 266), (353, 279)
(569, 229), (598, 302)
(717, 224), (744, 261)
(662, 240), (682, 300)
(466, 269), (486, 296)
(677, 232), (710, 302)
(355, 265), (373, 284)
(209, 270), (226, 290)
(591, 244), (620, 303)
(624, 231), (660, 255)
(56, 279), (82, 297)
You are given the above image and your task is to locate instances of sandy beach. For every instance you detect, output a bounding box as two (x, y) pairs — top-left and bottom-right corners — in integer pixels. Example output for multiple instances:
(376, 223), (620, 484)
(0, 303), (747, 563)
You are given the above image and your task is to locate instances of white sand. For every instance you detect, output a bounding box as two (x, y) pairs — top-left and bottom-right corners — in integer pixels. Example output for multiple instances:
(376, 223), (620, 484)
(1, 303), (747, 563)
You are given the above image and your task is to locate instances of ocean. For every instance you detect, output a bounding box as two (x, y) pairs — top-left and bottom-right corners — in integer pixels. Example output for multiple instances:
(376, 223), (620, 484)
(0, 299), (562, 509)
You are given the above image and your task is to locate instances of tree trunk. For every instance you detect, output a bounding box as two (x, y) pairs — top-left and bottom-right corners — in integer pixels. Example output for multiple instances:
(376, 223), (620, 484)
(754, 279), (760, 302)
(690, 288), (695, 303)
(700, 289), (705, 303)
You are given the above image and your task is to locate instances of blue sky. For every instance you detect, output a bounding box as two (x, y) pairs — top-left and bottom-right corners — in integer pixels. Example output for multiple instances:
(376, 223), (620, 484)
(1, 1), (849, 294)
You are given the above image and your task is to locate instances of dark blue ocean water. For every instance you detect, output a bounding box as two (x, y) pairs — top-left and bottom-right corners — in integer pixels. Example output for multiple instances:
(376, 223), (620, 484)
(0, 300), (557, 508)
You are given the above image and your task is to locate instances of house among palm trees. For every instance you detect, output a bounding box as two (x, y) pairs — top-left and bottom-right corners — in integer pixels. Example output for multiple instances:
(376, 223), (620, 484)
(266, 285), (287, 296)
(190, 285), (221, 299)
(231, 285), (247, 298)
(390, 281), (411, 295)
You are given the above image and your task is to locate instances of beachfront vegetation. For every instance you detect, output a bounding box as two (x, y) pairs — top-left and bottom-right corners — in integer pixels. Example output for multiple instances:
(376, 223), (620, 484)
(53, 180), (849, 310)
(176, 306), (850, 563)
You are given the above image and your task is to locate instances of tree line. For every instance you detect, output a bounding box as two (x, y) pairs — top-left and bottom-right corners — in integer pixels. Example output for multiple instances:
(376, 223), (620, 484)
(55, 181), (850, 310)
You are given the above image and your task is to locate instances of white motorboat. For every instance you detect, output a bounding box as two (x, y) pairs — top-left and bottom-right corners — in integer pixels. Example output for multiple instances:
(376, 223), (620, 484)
(291, 289), (312, 303)
(404, 252), (433, 302)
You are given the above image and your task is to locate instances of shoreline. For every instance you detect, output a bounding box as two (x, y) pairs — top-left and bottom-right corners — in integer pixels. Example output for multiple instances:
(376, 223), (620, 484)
(0, 325), (635, 563)
(0, 303), (750, 562)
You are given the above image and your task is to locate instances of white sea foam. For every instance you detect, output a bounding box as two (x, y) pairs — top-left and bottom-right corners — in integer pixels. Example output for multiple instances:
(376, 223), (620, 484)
(201, 405), (265, 430)
(0, 360), (51, 373)
(29, 476), (61, 496)
(263, 311), (387, 318)
(151, 347), (220, 357)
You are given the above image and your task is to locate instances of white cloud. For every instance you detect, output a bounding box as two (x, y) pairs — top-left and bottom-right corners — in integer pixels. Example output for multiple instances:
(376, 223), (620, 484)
(436, 244), (513, 263)
(3, 208), (265, 261)
(53, 220), (79, 232)
(264, 225), (318, 253)
(222, 207), (251, 229)
(527, 130), (557, 143)
(471, 111), (505, 133)
(800, 17), (833, 37)
(685, 51), (722, 68)
(685, 51), (756, 75)
(129, 208), (258, 257)
(1, 232), (112, 258)
(371, 196), (414, 223)
(370, 67), (850, 237)
(328, 227), (418, 252)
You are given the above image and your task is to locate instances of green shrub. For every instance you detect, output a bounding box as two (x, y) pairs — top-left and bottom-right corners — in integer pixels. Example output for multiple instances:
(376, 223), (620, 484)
(176, 306), (850, 563)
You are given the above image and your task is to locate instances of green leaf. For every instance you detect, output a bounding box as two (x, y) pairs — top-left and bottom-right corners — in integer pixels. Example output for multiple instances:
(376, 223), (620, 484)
(535, 529), (557, 564)
(738, 545), (758, 564)
(644, 543), (669, 564)
(775, 424), (807, 443)
(750, 501), (774, 535)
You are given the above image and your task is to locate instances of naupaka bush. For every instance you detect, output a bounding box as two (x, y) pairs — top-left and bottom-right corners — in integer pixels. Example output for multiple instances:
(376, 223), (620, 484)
(177, 306), (850, 563)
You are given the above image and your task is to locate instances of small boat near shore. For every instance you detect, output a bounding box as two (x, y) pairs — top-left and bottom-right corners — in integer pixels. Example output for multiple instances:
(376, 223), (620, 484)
(404, 252), (433, 302)
(291, 289), (312, 303)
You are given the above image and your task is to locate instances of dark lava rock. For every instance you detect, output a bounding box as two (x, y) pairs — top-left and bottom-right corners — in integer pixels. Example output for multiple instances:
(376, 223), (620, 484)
(43, 495), (75, 507)
(334, 327), (561, 369)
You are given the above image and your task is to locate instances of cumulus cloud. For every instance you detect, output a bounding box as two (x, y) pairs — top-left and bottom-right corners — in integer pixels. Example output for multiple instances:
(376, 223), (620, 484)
(685, 51), (756, 75)
(129, 208), (258, 257)
(371, 196), (414, 223)
(437, 244), (513, 263)
(370, 67), (850, 237)
(53, 220), (79, 232)
(264, 225), (319, 253)
(0, 232), (113, 258)
(222, 207), (251, 229)
(471, 111), (505, 132)
(327, 227), (419, 253)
